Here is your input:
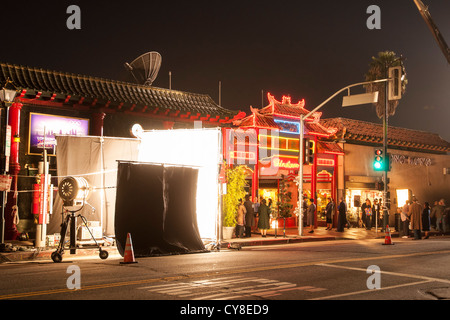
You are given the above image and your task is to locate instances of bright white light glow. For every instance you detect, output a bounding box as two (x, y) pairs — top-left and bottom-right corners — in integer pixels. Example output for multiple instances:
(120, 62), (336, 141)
(396, 189), (409, 207)
(138, 128), (221, 240)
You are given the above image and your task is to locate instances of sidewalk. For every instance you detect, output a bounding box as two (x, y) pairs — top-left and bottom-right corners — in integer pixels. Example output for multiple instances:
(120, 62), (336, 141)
(0, 226), (446, 263)
(222, 226), (391, 248)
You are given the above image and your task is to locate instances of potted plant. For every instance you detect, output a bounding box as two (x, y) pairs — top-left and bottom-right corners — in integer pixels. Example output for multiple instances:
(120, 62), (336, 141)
(277, 175), (293, 237)
(222, 165), (248, 239)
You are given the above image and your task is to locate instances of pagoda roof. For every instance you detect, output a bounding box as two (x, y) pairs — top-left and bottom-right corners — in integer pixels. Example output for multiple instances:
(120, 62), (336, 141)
(321, 117), (450, 154)
(260, 93), (322, 121)
(0, 62), (242, 124)
(233, 94), (337, 138)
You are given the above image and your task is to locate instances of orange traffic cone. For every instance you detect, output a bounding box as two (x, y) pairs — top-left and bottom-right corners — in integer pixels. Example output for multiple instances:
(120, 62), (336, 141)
(383, 225), (394, 245)
(120, 233), (138, 264)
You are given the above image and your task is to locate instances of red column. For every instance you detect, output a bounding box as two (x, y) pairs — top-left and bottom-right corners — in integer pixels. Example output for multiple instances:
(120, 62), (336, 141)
(251, 128), (259, 202)
(332, 154), (338, 227)
(92, 112), (105, 136)
(5, 102), (22, 240)
(312, 136), (318, 228)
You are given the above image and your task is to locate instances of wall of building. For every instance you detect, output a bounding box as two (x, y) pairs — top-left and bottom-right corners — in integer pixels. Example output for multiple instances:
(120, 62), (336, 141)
(342, 143), (450, 224)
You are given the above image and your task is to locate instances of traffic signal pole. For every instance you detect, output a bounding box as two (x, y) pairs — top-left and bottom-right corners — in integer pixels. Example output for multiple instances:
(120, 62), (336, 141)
(297, 78), (390, 236)
(383, 67), (389, 233)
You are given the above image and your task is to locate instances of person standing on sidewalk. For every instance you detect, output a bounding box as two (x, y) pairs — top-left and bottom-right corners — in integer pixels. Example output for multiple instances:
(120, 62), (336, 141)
(362, 199), (373, 230)
(422, 202), (431, 239)
(307, 198), (316, 234)
(410, 197), (423, 240)
(434, 199), (447, 235)
(325, 197), (335, 230)
(243, 195), (255, 238)
(401, 200), (410, 238)
(372, 199), (382, 231)
(257, 199), (271, 237)
(337, 197), (348, 232)
(236, 199), (247, 238)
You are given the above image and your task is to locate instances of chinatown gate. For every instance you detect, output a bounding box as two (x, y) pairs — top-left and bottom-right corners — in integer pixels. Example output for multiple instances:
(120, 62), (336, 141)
(223, 94), (343, 228)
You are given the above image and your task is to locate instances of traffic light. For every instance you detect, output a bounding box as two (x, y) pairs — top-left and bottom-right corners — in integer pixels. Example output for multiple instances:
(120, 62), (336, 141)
(373, 149), (384, 171)
(388, 66), (402, 100)
(303, 139), (314, 164)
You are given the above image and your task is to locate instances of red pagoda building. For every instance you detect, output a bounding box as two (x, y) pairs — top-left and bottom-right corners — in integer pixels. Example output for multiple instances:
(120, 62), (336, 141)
(223, 93), (343, 227)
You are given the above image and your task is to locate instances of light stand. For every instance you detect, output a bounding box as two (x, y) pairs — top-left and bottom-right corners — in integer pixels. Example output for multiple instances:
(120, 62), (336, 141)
(51, 176), (108, 263)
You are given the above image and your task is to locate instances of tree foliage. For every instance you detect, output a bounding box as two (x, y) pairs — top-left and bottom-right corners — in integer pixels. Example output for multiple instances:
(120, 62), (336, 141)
(223, 165), (248, 227)
(364, 51), (407, 119)
(277, 175), (293, 219)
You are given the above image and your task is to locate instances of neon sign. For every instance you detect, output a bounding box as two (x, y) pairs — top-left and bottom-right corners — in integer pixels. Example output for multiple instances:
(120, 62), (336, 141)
(273, 158), (300, 170)
(274, 119), (300, 135)
(229, 151), (256, 161)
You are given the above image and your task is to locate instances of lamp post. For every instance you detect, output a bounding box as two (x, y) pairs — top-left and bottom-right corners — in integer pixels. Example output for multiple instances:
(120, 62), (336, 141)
(0, 87), (17, 245)
(297, 78), (389, 236)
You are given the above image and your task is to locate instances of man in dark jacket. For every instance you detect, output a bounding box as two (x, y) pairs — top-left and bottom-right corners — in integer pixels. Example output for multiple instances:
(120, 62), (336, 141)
(243, 195), (255, 237)
(431, 199), (446, 234)
(410, 196), (423, 240)
(337, 197), (348, 232)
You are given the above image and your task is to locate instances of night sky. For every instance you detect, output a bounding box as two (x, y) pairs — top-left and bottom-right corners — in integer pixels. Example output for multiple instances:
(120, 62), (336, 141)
(1, 0), (449, 141)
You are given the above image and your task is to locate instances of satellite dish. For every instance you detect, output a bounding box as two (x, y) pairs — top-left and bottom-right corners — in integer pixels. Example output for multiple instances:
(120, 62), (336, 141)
(124, 52), (162, 86)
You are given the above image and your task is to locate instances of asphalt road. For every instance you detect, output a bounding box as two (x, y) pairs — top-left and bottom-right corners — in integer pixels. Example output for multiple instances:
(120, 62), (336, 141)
(1, 237), (449, 315)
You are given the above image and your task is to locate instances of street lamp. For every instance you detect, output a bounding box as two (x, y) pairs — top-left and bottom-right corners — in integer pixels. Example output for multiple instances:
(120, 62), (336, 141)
(0, 86), (17, 245)
(0, 88), (17, 104)
(297, 78), (389, 236)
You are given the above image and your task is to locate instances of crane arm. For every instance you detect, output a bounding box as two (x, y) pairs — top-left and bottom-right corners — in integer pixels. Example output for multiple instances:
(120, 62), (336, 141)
(413, 0), (450, 64)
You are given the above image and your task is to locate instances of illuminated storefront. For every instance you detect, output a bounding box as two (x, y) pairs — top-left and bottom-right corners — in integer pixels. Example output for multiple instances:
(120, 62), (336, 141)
(224, 94), (343, 227)
(321, 117), (450, 229)
(225, 101), (450, 231)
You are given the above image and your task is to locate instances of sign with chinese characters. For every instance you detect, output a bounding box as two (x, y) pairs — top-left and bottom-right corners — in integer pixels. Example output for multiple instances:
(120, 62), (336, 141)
(390, 154), (432, 167)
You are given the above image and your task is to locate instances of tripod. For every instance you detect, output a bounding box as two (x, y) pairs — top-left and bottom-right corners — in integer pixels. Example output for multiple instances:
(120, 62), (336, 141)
(51, 205), (109, 263)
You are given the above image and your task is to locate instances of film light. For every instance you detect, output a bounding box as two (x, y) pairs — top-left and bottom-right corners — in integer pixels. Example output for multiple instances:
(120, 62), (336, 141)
(58, 176), (91, 207)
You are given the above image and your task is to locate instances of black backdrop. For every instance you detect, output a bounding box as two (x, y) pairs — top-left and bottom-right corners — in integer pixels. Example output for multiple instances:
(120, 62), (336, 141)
(114, 161), (206, 257)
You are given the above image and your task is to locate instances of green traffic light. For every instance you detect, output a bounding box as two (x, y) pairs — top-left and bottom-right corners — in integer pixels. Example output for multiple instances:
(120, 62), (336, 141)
(374, 161), (382, 170)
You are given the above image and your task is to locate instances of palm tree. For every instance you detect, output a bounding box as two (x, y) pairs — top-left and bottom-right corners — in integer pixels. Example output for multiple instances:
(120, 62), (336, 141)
(364, 51), (407, 119)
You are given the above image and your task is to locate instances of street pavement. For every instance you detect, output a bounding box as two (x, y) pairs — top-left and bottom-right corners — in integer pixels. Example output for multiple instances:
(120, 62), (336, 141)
(0, 226), (447, 263)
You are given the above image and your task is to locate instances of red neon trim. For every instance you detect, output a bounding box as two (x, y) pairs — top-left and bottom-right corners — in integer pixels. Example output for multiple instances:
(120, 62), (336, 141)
(323, 150), (344, 156)
(229, 151), (256, 161)
(308, 131), (332, 138)
(317, 158), (335, 167)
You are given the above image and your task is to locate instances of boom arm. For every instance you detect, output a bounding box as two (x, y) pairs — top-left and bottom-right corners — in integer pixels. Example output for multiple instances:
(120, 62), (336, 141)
(413, 0), (450, 64)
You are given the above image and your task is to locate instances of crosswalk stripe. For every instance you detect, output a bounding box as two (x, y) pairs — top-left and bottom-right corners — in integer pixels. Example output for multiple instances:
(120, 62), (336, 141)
(138, 276), (328, 300)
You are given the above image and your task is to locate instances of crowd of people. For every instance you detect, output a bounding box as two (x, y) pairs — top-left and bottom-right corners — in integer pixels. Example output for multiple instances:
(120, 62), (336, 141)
(234, 194), (449, 239)
(235, 195), (274, 238)
(400, 197), (449, 240)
